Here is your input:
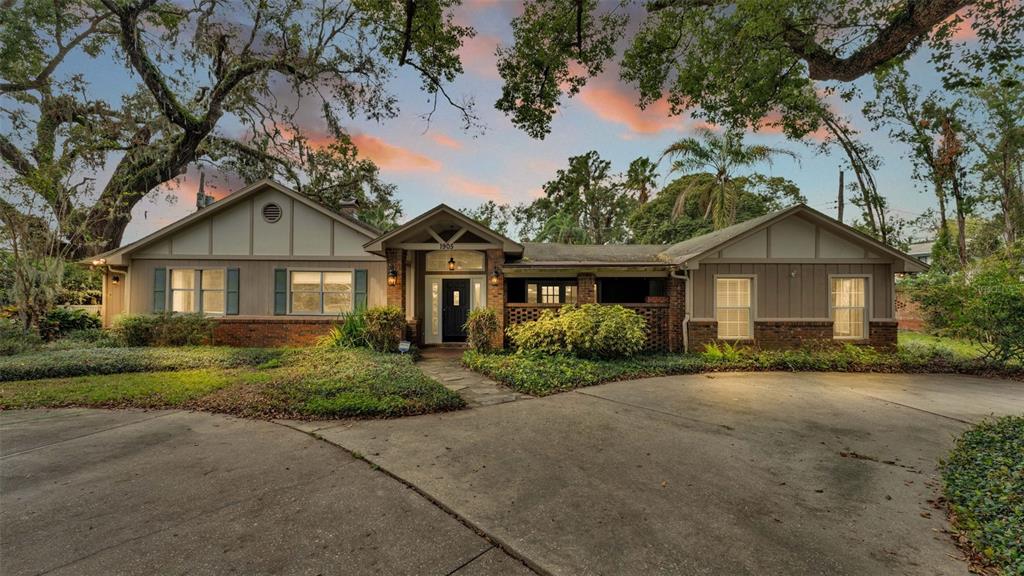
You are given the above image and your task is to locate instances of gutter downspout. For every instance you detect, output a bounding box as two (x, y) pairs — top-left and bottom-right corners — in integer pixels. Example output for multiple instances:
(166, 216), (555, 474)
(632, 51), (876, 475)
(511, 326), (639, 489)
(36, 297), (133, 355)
(671, 267), (690, 353)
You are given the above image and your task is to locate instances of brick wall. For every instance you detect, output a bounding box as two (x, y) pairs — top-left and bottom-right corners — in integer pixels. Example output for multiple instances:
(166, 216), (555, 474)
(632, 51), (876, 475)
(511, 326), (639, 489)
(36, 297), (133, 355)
(895, 288), (925, 331)
(686, 319), (898, 351)
(385, 248), (405, 311)
(213, 318), (335, 347)
(577, 273), (596, 304)
(868, 320), (898, 349)
(667, 275), (685, 352)
(486, 249), (505, 349)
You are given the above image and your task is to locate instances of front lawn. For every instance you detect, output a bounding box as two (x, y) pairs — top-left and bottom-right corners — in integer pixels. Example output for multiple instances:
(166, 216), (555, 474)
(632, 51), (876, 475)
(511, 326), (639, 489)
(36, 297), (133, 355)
(465, 336), (1022, 396)
(0, 348), (464, 419)
(942, 416), (1024, 575)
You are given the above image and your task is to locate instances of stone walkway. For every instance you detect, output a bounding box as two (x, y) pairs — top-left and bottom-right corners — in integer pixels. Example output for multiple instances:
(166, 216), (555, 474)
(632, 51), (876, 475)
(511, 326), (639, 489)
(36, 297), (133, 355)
(418, 347), (531, 407)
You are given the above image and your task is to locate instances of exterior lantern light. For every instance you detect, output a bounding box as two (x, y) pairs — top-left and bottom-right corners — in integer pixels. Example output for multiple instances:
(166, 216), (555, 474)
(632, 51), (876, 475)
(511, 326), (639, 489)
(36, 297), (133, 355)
(490, 268), (501, 286)
(387, 265), (399, 286)
(111, 275), (120, 285)
(447, 257), (456, 271)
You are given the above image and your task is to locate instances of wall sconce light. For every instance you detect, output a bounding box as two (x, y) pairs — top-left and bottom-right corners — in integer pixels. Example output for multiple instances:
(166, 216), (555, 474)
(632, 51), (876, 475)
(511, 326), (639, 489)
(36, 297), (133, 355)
(111, 275), (120, 285)
(490, 268), (501, 286)
(447, 257), (456, 271)
(387, 265), (398, 286)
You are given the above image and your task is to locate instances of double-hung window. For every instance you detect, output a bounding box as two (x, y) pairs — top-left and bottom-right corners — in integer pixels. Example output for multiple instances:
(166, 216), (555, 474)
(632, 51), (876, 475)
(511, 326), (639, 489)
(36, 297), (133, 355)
(290, 271), (353, 314)
(716, 277), (752, 339)
(170, 269), (224, 314)
(831, 277), (866, 339)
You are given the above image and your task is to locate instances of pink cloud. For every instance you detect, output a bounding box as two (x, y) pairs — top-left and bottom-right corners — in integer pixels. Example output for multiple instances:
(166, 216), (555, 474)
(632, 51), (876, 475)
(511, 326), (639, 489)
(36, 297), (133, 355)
(430, 132), (463, 150)
(576, 78), (685, 135)
(351, 134), (442, 172)
(940, 12), (978, 41)
(447, 175), (506, 202)
(459, 34), (502, 79)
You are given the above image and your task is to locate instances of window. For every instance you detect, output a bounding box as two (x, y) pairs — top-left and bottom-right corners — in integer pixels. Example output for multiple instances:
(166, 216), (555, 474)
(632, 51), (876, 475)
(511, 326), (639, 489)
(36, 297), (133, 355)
(201, 269), (225, 314)
(831, 277), (866, 339)
(526, 281), (576, 304)
(290, 271), (353, 314)
(425, 250), (484, 271)
(716, 277), (752, 339)
(171, 269), (196, 313)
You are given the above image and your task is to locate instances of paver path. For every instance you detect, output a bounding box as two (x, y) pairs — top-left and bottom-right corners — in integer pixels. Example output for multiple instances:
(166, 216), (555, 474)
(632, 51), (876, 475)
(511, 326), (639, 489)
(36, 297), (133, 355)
(418, 347), (531, 407)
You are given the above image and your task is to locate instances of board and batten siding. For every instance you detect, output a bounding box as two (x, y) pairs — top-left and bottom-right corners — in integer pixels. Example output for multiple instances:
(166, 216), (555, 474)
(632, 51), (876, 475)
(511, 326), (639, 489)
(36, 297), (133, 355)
(127, 259), (387, 316)
(691, 262), (894, 320)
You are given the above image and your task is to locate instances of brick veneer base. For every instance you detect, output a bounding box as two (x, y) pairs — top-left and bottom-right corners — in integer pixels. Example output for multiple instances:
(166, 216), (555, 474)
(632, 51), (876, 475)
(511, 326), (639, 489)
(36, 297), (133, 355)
(213, 318), (336, 347)
(687, 319), (898, 351)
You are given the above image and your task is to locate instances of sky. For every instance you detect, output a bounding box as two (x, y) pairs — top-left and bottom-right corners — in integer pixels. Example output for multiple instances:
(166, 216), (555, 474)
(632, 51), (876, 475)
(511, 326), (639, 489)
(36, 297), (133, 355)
(74, 1), (977, 244)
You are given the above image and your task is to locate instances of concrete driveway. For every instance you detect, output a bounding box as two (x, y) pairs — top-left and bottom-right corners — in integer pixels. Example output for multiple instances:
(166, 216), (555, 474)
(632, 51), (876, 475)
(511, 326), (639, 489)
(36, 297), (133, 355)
(302, 372), (1024, 576)
(0, 409), (531, 576)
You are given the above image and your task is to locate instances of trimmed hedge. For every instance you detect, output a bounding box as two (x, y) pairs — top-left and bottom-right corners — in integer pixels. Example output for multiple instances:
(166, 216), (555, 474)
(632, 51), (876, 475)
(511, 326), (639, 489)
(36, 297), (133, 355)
(0, 346), (280, 382)
(942, 416), (1023, 574)
(507, 304), (647, 358)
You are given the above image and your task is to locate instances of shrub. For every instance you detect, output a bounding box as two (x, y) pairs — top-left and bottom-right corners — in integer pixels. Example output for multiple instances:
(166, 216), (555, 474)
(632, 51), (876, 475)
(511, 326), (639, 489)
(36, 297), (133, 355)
(38, 308), (101, 341)
(942, 416), (1023, 574)
(464, 308), (499, 352)
(363, 306), (405, 352)
(702, 341), (744, 363)
(507, 304), (647, 359)
(0, 317), (42, 355)
(318, 310), (369, 348)
(112, 313), (214, 347)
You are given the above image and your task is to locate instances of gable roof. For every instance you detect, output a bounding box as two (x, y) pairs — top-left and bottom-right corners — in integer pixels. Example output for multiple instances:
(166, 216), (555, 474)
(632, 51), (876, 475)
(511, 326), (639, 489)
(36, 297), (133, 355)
(363, 204), (524, 255)
(516, 243), (667, 266)
(87, 179), (379, 265)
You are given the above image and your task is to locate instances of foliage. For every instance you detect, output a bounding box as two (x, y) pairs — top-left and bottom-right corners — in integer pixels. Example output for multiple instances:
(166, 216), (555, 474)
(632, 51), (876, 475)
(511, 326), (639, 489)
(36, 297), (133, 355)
(112, 313), (215, 347)
(906, 251), (1024, 364)
(0, 348), (465, 419)
(0, 317), (42, 356)
(464, 308), (499, 352)
(942, 416), (1024, 574)
(507, 304), (647, 359)
(464, 335), (1020, 396)
(662, 128), (798, 229)
(56, 264), (103, 305)
(623, 157), (659, 205)
(37, 308), (101, 342)
(701, 342), (743, 363)
(362, 306), (406, 352)
(1, 0), (472, 256)
(495, 0), (1023, 140)
(0, 346), (279, 382)
(465, 201), (515, 236)
(318, 311), (369, 349)
(6, 255), (63, 332)
(516, 151), (635, 244)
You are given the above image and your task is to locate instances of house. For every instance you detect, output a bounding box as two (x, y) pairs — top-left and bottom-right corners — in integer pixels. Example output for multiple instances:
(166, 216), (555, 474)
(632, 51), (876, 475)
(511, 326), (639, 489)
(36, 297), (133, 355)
(88, 179), (926, 350)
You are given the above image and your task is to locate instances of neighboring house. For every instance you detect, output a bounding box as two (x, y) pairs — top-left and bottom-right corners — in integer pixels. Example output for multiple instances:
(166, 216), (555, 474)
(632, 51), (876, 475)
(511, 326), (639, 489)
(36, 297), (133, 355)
(906, 239), (935, 266)
(88, 179), (926, 350)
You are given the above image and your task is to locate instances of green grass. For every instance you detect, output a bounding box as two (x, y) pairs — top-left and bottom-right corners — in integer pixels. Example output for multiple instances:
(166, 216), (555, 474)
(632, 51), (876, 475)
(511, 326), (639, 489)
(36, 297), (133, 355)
(464, 338), (1022, 397)
(898, 331), (988, 359)
(942, 416), (1024, 574)
(0, 370), (235, 409)
(0, 348), (464, 419)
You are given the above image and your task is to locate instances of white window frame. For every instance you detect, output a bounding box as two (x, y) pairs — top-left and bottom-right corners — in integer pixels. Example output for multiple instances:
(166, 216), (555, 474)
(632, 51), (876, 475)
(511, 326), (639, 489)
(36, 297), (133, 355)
(287, 269), (355, 316)
(829, 274), (870, 340)
(526, 281), (577, 304)
(167, 267), (226, 315)
(714, 274), (755, 340)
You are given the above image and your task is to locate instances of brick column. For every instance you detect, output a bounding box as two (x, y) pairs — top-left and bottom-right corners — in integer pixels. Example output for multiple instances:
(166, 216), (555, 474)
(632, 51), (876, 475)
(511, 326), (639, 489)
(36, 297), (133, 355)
(667, 275), (686, 352)
(385, 248), (406, 314)
(486, 249), (505, 349)
(577, 273), (596, 304)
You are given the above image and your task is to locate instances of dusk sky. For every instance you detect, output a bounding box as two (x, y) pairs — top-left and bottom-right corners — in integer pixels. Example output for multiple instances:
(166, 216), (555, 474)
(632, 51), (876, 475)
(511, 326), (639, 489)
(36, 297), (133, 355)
(110, 1), (977, 244)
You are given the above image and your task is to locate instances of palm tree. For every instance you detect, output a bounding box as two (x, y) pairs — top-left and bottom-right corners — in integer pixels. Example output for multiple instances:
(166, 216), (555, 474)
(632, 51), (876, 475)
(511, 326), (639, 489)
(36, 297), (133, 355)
(662, 128), (797, 229)
(624, 157), (659, 204)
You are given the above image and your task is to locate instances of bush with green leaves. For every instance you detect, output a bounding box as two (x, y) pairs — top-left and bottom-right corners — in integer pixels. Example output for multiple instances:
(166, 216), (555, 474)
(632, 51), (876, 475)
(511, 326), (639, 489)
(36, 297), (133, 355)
(362, 306), (405, 352)
(507, 304), (647, 359)
(37, 308), (101, 341)
(0, 317), (42, 355)
(464, 308), (499, 352)
(112, 313), (214, 347)
(701, 341), (744, 363)
(318, 310), (369, 349)
(942, 416), (1023, 574)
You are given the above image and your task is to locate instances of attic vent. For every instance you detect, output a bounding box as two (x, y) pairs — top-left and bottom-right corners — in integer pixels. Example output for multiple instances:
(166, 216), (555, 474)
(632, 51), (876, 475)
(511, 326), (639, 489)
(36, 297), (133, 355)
(261, 202), (282, 223)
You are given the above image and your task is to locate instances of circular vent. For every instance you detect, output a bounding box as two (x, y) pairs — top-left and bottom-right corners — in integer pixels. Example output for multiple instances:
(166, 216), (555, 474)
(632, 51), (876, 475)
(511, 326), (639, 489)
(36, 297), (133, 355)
(261, 202), (282, 223)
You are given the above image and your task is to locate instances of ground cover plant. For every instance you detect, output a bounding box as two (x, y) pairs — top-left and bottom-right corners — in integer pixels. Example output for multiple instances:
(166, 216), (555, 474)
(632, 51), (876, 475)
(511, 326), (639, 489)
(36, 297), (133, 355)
(0, 348), (464, 419)
(942, 416), (1024, 575)
(464, 333), (1022, 396)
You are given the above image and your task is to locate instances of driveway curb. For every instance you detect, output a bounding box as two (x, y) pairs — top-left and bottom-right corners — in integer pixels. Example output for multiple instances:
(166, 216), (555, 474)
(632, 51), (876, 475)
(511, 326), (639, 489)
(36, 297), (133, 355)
(273, 419), (546, 576)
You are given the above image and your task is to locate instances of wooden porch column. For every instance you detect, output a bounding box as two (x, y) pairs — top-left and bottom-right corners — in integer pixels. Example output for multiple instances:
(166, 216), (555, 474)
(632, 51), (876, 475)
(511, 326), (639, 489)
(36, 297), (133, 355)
(577, 273), (596, 304)
(486, 249), (505, 349)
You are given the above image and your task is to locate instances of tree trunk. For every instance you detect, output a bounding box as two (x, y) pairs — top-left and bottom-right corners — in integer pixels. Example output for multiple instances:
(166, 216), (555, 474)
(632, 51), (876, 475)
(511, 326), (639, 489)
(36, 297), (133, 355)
(950, 173), (968, 267)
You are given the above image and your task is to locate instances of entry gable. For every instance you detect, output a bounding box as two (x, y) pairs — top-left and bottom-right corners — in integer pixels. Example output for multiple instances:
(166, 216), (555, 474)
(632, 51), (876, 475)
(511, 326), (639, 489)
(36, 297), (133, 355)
(363, 204), (524, 256)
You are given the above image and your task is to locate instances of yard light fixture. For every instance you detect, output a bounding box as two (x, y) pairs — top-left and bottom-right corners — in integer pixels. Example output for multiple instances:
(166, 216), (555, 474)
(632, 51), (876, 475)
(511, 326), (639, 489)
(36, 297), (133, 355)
(447, 257), (456, 271)
(387, 265), (399, 286)
(490, 268), (501, 286)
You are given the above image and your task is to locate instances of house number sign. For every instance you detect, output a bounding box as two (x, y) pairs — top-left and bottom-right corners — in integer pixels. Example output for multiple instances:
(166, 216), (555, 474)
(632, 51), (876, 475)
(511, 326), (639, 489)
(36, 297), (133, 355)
(439, 242), (456, 250)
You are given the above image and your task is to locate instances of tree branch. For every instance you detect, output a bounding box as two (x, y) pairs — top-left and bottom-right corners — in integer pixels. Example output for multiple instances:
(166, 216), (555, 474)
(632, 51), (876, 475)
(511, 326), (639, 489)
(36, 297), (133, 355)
(0, 12), (112, 94)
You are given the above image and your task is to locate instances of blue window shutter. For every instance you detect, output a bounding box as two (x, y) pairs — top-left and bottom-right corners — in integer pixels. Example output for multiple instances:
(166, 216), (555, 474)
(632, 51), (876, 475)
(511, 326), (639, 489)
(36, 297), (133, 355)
(354, 269), (368, 311)
(153, 268), (167, 312)
(274, 269), (287, 315)
(226, 268), (240, 315)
